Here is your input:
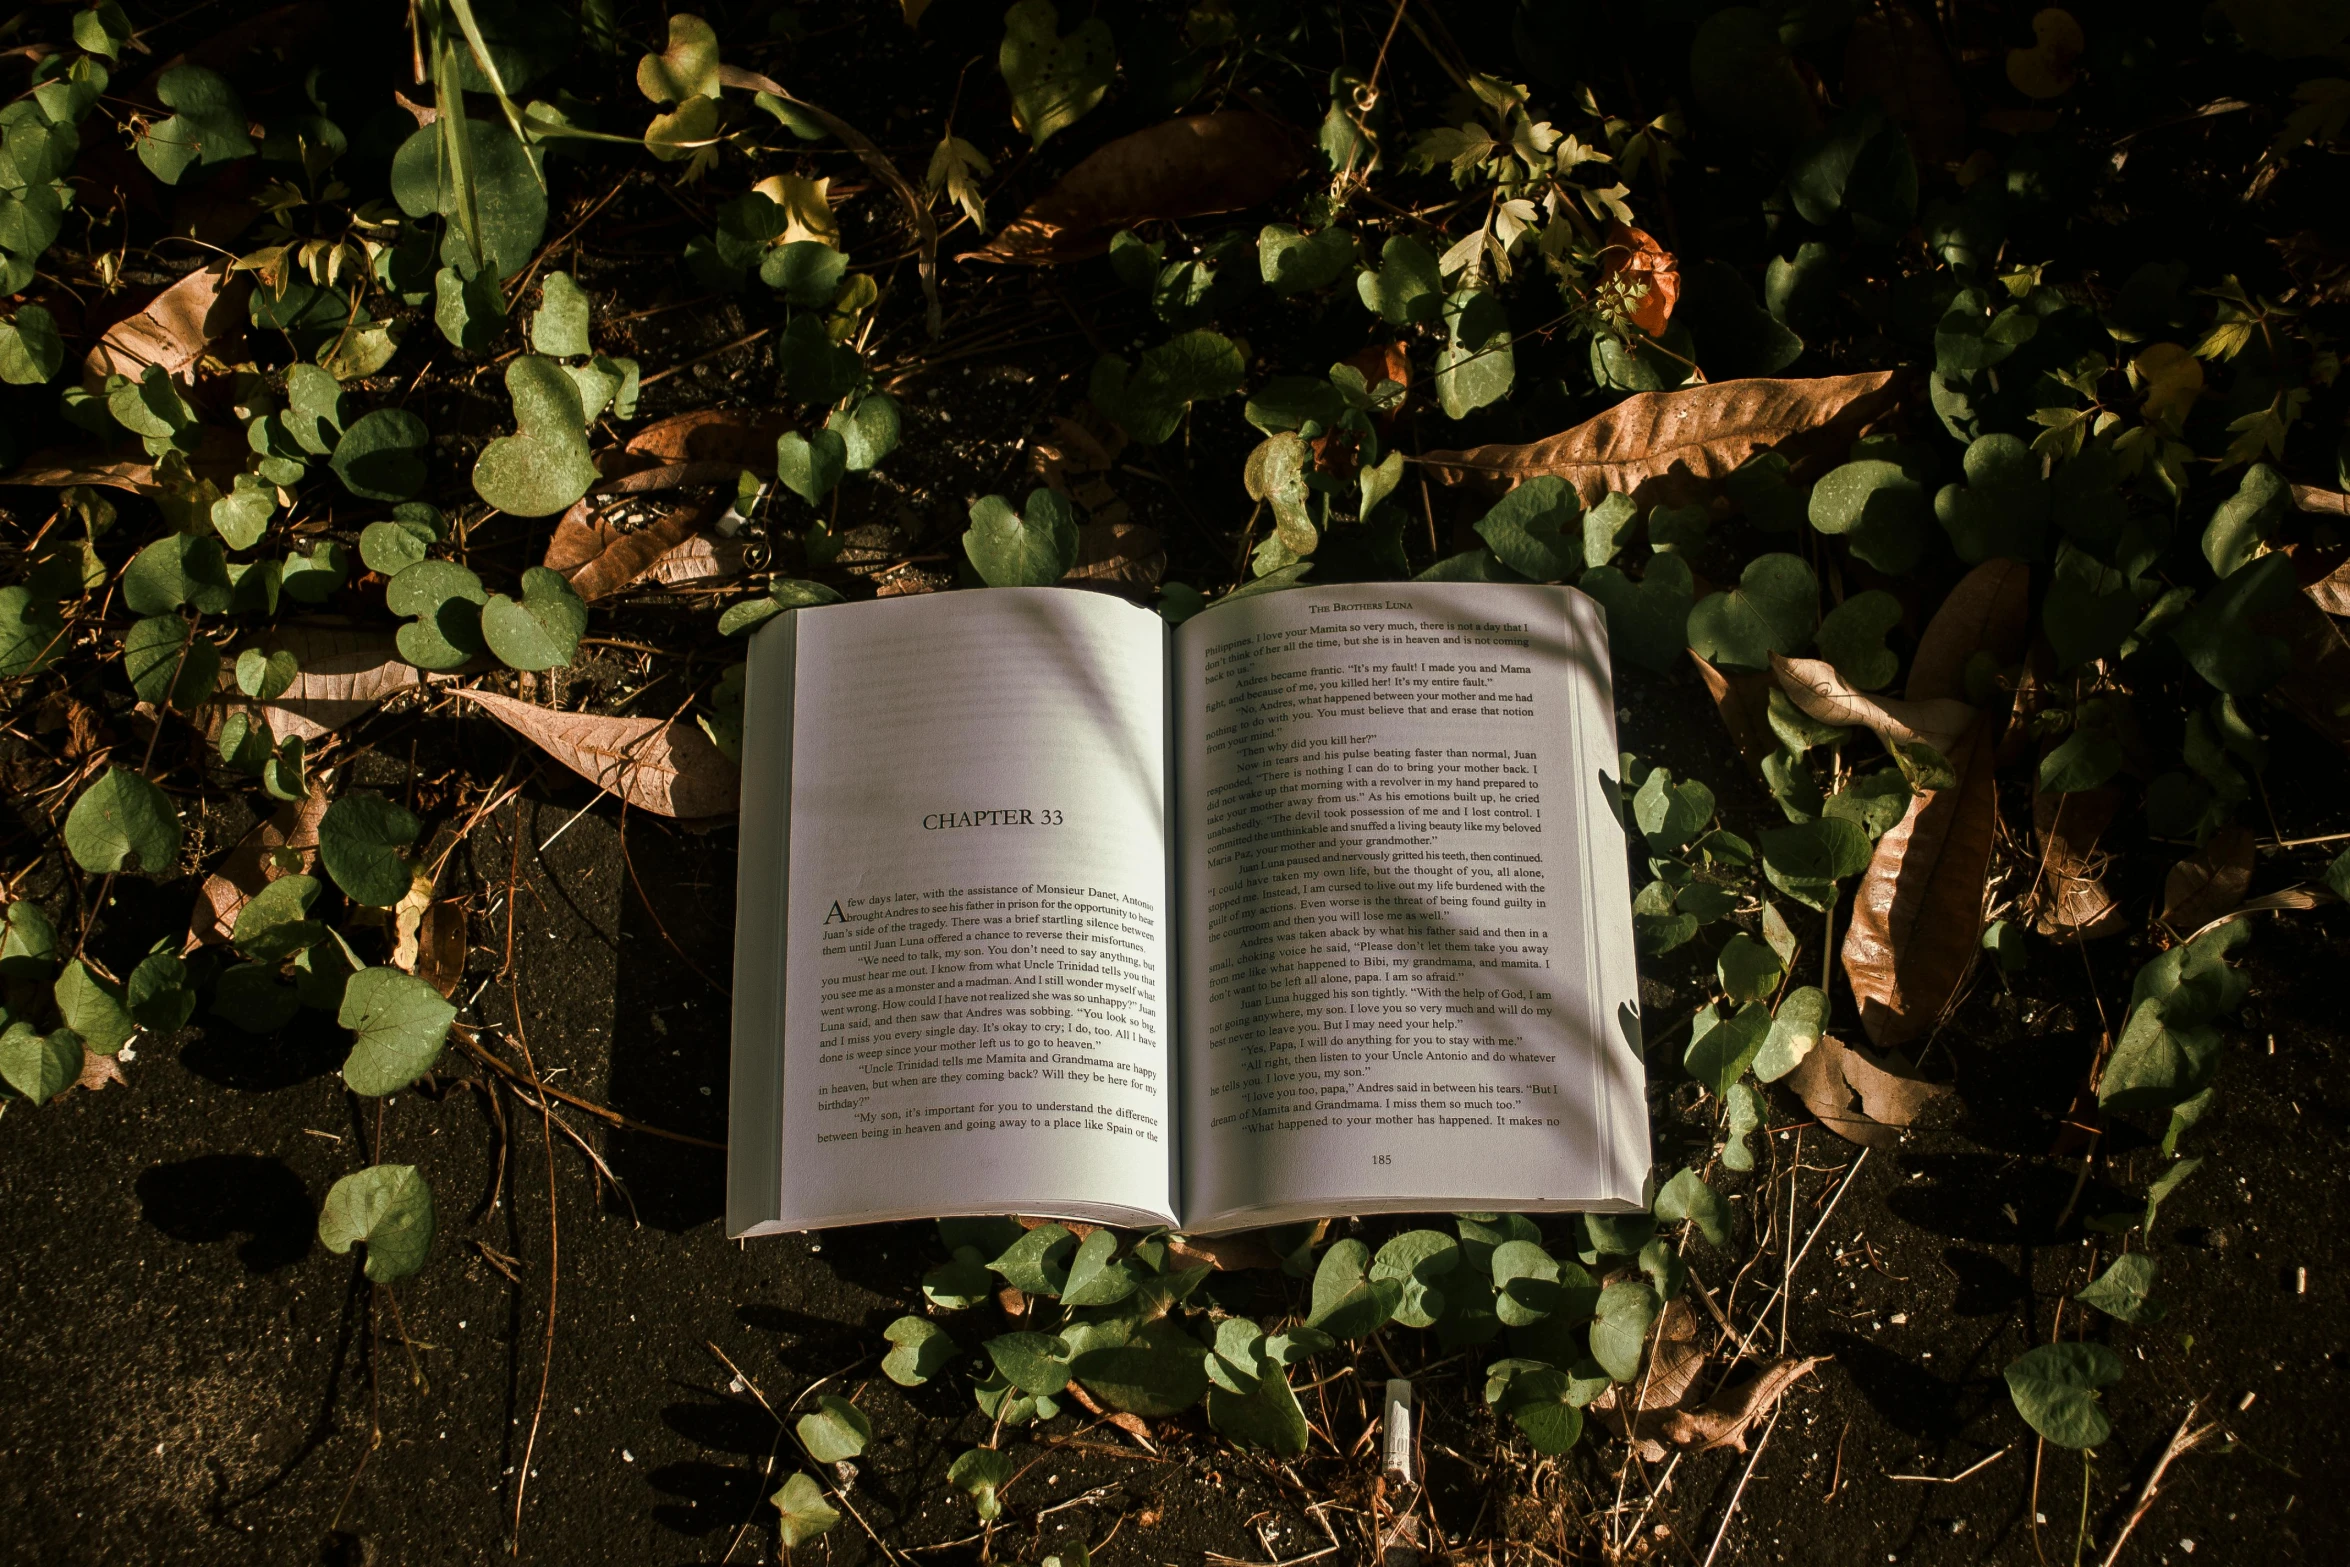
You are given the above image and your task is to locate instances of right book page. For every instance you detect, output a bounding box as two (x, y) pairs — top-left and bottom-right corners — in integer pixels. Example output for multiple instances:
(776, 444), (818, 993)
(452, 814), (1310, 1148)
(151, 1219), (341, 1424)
(1174, 582), (1647, 1231)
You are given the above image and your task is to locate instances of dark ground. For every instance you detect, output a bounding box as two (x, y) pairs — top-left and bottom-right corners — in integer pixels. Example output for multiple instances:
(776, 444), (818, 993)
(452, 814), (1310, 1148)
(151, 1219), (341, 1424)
(3, 663), (2343, 1567)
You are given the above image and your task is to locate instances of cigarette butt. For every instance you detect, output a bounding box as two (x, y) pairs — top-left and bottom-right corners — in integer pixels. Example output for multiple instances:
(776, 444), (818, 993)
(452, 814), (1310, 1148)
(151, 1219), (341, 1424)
(1382, 1378), (1414, 1485)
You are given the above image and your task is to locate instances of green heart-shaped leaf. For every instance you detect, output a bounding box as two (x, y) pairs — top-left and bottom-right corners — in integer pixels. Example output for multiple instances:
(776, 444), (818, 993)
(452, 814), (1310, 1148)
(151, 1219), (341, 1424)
(123, 615), (218, 710)
(1753, 984), (1827, 1081)
(1685, 1001), (1770, 1098)
(880, 1316), (958, 1386)
(989, 1223), (1075, 1295)
(135, 65), (253, 183)
(1759, 815), (1873, 909)
(1715, 933), (1784, 1006)
(0, 302), (63, 384)
(828, 393), (900, 471)
(771, 1472), (839, 1547)
(2038, 728), (2122, 793)
(2004, 1342), (2121, 1449)
(387, 559), (488, 669)
(2200, 461), (2288, 578)
(1653, 1168), (1732, 1246)
(1357, 234), (1442, 324)
(434, 262), (507, 351)
(1587, 1279), (1659, 1383)
(320, 320), (400, 380)
(54, 959), (134, 1053)
(778, 312), (863, 405)
(212, 962), (302, 1034)
(1816, 589), (1902, 690)
(530, 271), (591, 358)
(281, 363), (345, 456)
(1258, 225), (1355, 295)
(123, 533), (229, 615)
(1436, 288), (1514, 419)
(718, 579), (846, 636)
(1207, 1362), (1310, 1455)
(209, 472), (276, 550)
(0, 587), (65, 677)
(1474, 476), (1582, 581)
(1933, 434), (2049, 563)
(1688, 552), (1818, 670)
(763, 240), (848, 307)
(0, 900), (55, 982)
(775, 427), (847, 504)
(1059, 1227), (1139, 1306)
(474, 356), (598, 517)
(390, 119), (547, 279)
(482, 566), (587, 671)
(964, 489), (1079, 587)
(1305, 1237), (1402, 1338)
(2074, 1254), (2163, 1324)
(338, 966), (455, 1095)
(0, 1022), (79, 1103)
(1812, 459), (1929, 573)
(318, 793), (421, 908)
(64, 767), (181, 875)
(331, 409), (430, 502)
(985, 1331), (1074, 1397)
(318, 1163), (435, 1281)
(1089, 330), (1246, 445)
(1580, 554), (1695, 673)
(358, 518), (434, 578)
(795, 1395), (871, 1462)
(636, 13), (722, 103)
(232, 873), (325, 964)
(1000, 0), (1115, 148)
(280, 540), (350, 605)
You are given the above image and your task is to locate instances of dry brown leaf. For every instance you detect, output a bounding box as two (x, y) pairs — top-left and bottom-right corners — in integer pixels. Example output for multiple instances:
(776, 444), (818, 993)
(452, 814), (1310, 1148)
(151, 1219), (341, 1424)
(1668, 1357), (1823, 1452)
(1907, 558), (2031, 702)
(186, 785), (329, 949)
(964, 112), (1307, 265)
(623, 408), (791, 469)
(644, 533), (751, 588)
(2303, 557), (2350, 618)
(2028, 782), (2126, 940)
(2160, 826), (2255, 932)
(1842, 1), (1966, 167)
(75, 1047), (126, 1094)
(1839, 1037), (1947, 1128)
(1642, 1297), (1705, 1409)
(1690, 651), (1776, 769)
(1065, 521), (1166, 589)
(2260, 580), (2350, 759)
(1772, 653), (1976, 758)
(411, 899), (469, 998)
(455, 689), (739, 818)
(12, 425), (248, 495)
(1598, 222), (1680, 337)
(233, 629), (420, 742)
(1418, 371), (1902, 509)
(1842, 726), (1999, 1047)
(84, 260), (248, 387)
(543, 498), (714, 600)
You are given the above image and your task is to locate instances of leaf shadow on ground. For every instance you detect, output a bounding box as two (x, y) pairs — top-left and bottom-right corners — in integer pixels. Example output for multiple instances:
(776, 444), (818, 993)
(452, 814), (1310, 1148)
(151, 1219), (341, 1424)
(135, 1153), (315, 1271)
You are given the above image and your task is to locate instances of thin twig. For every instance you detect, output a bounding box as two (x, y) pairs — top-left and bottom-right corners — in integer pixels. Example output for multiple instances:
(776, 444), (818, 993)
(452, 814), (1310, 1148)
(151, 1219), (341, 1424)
(2098, 1402), (2219, 1567)
(1699, 1405), (1782, 1567)
(506, 984), (560, 1555)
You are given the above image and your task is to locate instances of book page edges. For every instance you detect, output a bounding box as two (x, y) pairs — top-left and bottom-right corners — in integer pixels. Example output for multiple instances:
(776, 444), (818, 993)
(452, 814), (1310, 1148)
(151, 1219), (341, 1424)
(725, 612), (797, 1238)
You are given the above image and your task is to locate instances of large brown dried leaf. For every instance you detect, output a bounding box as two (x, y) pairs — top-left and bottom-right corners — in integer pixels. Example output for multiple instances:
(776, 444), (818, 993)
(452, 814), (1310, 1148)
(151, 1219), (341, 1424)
(1419, 371), (1902, 509)
(1907, 558), (2030, 702)
(964, 112), (1307, 265)
(238, 629), (421, 741)
(1658, 1357), (1823, 1452)
(1065, 521), (1166, 588)
(11, 426), (247, 495)
(2160, 826), (2255, 932)
(2305, 557), (2350, 618)
(644, 533), (751, 588)
(1690, 651), (1775, 769)
(84, 260), (248, 386)
(1842, 725), (1998, 1047)
(455, 689), (739, 818)
(1772, 653), (1976, 758)
(186, 784), (329, 949)
(1786, 1031), (1945, 1145)
(1842, 1), (1966, 167)
(544, 498), (713, 600)
(2028, 783), (2126, 940)
(623, 408), (791, 469)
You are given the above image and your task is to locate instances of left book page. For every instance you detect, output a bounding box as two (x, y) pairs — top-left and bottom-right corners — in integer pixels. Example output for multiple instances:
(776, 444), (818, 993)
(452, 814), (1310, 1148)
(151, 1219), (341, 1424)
(728, 589), (1176, 1236)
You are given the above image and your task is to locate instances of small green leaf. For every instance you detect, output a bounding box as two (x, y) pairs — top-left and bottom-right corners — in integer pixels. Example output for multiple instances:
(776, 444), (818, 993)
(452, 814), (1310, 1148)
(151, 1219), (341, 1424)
(0, 303), (64, 384)
(2038, 728), (2122, 794)
(213, 962), (302, 1034)
(1753, 985), (1828, 1082)
(434, 262), (507, 351)
(718, 579), (845, 635)
(1688, 552), (1818, 670)
(637, 12), (721, 102)
(386, 559), (489, 670)
(1933, 434), (2049, 564)
(1207, 1361), (1309, 1455)
(1816, 590), (1902, 690)
(964, 489), (1079, 587)
(1258, 225), (1355, 295)
(881, 1316), (958, 1385)
(0, 901), (56, 982)
(338, 966), (456, 1096)
(0, 588), (65, 678)
(1089, 331), (1246, 445)
(2201, 462), (2288, 579)
(829, 393), (901, 471)
(775, 428), (848, 505)
(2004, 1342), (2122, 1449)
(331, 409), (431, 502)
(481, 566), (587, 672)
(1580, 555), (1695, 674)
(1716, 932), (1783, 1005)
(358, 520), (433, 578)
(1369, 1229), (1462, 1330)
(771, 1471), (839, 1547)
(948, 1448), (1014, 1522)
(473, 356), (599, 518)
(763, 241), (850, 307)
(796, 1395), (871, 1463)
(135, 65), (254, 183)
(1059, 1227), (1138, 1306)
(1474, 476), (1582, 581)
(123, 532), (229, 616)
(0, 1022), (79, 1103)
(123, 615), (219, 710)
(999, 0), (1115, 148)
(63, 768), (181, 875)
(1357, 234), (1442, 324)
(53, 959), (134, 1053)
(1436, 289), (1514, 419)
(231, 874), (326, 964)
(1759, 816), (1873, 910)
(2074, 1254), (2163, 1324)
(1653, 1169), (1731, 1246)
(989, 1223), (1076, 1296)
(209, 472), (276, 550)
(318, 794), (421, 908)
(318, 1164), (435, 1282)
(530, 272), (592, 358)
(280, 540), (350, 605)
(1306, 1237), (1402, 1338)
(1633, 768), (1714, 853)
(1685, 1001), (1770, 1098)
(1587, 1280), (1659, 1383)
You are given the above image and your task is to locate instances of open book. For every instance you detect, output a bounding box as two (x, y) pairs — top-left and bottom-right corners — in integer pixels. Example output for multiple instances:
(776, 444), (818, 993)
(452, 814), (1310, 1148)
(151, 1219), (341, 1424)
(727, 581), (1648, 1236)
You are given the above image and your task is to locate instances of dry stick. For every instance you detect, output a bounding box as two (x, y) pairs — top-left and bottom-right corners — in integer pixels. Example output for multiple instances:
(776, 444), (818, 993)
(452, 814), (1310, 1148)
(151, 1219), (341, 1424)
(1739, 1147), (1870, 1345)
(506, 849), (562, 1555)
(456, 1028), (724, 1148)
(637, 325), (772, 388)
(1699, 1404), (1783, 1567)
(2097, 1402), (2218, 1567)
(1780, 1126), (1803, 1355)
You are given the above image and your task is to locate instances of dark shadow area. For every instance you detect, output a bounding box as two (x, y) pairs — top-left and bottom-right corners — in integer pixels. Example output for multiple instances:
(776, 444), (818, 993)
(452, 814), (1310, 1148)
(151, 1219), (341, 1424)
(734, 1303), (876, 1376)
(1822, 1329), (1967, 1443)
(1940, 1245), (2030, 1319)
(661, 1395), (775, 1458)
(608, 813), (734, 1233)
(177, 1014), (347, 1093)
(1885, 1152), (2107, 1246)
(647, 1460), (768, 1538)
(136, 1155), (314, 1271)
(1948, 1027), (2098, 1156)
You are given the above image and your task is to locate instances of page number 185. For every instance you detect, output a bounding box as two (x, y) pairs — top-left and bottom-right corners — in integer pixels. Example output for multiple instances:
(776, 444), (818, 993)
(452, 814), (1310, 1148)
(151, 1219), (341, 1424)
(1371, 1154), (1392, 1165)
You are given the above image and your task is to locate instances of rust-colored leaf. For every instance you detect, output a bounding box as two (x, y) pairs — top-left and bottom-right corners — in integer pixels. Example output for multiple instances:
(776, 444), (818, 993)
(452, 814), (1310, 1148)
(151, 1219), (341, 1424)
(2160, 826), (2255, 933)
(11, 426), (248, 496)
(623, 409), (791, 469)
(544, 498), (715, 600)
(963, 111), (1307, 265)
(2028, 782), (2126, 940)
(1842, 1), (1966, 167)
(2263, 582), (2350, 758)
(229, 629), (421, 742)
(644, 532), (751, 588)
(1690, 650), (1775, 769)
(411, 899), (469, 999)
(455, 689), (740, 819)
(1772, 653), (1976, 758)
(186, 784), (329, 949)
(1660, 1357), (1823, 1452)
(84, 259), (248, 386)
(75, 1047), (126, 1093)
(1418, 371), (1902, 509)
(1786, 1031), (1945, 1145)
(1842, 724), (1998, 1047)
(1906, 558), (2031, 702)
(1598, 222), (1680, 337)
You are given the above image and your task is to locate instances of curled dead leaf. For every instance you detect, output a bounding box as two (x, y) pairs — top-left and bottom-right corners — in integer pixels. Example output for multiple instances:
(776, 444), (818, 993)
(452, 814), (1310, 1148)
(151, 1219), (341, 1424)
(228, 629), (421, 742)
(644, 533), (750, 588)
(623, 408), (792, 470)
(186, 784), (329, 949)
(1418, 371), (1902, 509)
(1772, 652), (1976, 759)
(2160, 826), (2255, 933)
(963, 112), (1307, 265)
(1906, 558), (2030, 703)
(1842, 726), (1999, 1047)
(411, 899), (469, 998)
(84, 259), (249, 388)
(544, 497), (718, 600)
(2028, 783), (2126, 940)
(1065, 521), (1166, 589)
(1690, 650), (1776, 770)
(1786, 1031), (1946, 1146)
(455, 689), (739, 819)
(1598, 222), (1680, 338)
